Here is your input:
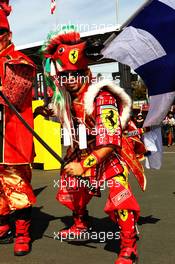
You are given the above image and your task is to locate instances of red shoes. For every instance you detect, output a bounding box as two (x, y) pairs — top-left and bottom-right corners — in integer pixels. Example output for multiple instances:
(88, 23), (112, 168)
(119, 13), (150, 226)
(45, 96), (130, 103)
(115, 231), (138, 264)
(0, 223), (13, 244)
(0, 215), (13, 244)
(14, 219), (31, 256)
(115, 210), (138, 264)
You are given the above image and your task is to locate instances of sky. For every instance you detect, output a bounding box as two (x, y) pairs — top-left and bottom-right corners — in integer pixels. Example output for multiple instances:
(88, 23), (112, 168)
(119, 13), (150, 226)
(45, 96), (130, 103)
(8, 0), (145, 77)
(9, 0), (146, 47)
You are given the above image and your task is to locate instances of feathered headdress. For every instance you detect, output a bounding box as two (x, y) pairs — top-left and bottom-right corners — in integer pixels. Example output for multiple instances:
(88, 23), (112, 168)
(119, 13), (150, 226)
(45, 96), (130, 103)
(41, 25), (90, 148)
(41, 24), (89, 74)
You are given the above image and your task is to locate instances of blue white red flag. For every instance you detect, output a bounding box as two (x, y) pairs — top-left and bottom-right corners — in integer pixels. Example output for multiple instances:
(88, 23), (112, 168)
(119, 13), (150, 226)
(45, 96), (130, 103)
(102, 0), (175, 168)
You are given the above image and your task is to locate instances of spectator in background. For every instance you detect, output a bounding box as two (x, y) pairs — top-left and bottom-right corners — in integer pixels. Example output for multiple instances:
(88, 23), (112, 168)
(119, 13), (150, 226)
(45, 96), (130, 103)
(135, 113), (144, 128)
(162, 111), (175, 147)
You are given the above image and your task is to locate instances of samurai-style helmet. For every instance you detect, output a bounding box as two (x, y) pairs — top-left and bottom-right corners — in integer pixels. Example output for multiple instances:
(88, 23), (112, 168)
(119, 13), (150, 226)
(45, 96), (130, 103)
(41, 25), (89, 74)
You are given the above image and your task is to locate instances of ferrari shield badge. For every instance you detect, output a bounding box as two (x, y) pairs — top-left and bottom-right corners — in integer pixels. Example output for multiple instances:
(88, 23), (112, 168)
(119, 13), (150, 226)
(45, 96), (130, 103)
(69, 49), (79, 64)
(118, 209), (128, 221)
(83, 155), (97, 168)
(101, 105), (119, 135)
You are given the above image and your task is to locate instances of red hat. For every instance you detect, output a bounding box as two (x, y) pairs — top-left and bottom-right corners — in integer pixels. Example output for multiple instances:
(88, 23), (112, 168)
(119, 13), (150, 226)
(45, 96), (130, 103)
(52, 40), (88, 72)
(0, 0), (12, 31)
(42, 26), (89, 72)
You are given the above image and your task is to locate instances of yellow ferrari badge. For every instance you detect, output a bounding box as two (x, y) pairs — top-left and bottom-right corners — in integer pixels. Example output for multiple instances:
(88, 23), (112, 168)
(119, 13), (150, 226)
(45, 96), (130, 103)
(101, 106), (119, 135)
(69, 49), (79, 64)
(83, 155), (97, 168)
(118, 209), (128, 221)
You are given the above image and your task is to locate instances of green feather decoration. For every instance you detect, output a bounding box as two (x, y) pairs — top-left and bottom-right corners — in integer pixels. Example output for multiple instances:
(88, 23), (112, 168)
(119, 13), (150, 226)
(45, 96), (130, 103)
(45, 58), (51, 73)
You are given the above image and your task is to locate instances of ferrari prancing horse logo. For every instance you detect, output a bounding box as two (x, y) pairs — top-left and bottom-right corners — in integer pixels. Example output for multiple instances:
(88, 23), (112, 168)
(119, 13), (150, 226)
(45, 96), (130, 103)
(101, 106), (119, 135)
(69, 49), (79, 64)
(83, 155), (97, 168)
(118, 209), (128, 221)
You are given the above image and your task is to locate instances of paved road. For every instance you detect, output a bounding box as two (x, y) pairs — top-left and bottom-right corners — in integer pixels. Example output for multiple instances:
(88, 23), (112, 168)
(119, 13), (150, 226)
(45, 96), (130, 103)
(1, 146), (175, 264)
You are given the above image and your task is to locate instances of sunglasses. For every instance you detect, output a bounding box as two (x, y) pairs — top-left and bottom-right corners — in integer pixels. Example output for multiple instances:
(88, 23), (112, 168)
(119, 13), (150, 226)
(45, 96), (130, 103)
(0, 29), (9, 36)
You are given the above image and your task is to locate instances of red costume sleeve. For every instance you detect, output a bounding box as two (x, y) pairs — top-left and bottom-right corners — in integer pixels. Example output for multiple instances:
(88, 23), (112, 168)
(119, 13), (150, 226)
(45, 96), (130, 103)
(95, 90), (122, 148)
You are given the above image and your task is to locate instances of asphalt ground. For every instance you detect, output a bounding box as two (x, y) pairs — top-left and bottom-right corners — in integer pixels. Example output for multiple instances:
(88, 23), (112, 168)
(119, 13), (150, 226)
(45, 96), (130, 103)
(1, 146), (175, 264)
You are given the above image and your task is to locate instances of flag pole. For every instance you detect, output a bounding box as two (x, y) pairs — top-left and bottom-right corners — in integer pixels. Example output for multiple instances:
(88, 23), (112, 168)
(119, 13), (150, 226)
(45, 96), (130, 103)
(0, 91), (98, 193)
(121, 0), (153, 29)
(104, 0), (153, 47)
(0, 91), (64, 164)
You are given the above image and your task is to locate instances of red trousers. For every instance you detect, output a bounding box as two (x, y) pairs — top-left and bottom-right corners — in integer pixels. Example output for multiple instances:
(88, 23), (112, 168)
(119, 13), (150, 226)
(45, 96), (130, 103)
(56, 167), (140, 221)
(0, 164), (36, 215)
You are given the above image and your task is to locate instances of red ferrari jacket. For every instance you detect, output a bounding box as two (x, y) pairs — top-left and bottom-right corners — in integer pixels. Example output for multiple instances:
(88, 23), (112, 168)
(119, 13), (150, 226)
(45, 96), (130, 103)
(0, 44), (36, 164)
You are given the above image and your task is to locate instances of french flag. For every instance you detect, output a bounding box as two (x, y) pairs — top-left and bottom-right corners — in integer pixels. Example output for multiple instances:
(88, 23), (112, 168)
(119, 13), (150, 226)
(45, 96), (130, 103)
(51, 0), (56, 15)
(102, 0), (175, 169)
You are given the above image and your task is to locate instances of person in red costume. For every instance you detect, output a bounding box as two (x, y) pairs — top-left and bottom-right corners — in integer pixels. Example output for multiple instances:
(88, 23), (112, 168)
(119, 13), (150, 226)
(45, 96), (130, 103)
(0, 0), (36, 256)
(41, 25), (147, 264)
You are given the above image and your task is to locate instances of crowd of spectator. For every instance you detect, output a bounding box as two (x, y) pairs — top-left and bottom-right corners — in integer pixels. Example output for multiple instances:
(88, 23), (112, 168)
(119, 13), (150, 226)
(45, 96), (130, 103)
(133, 108), (175, 147)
